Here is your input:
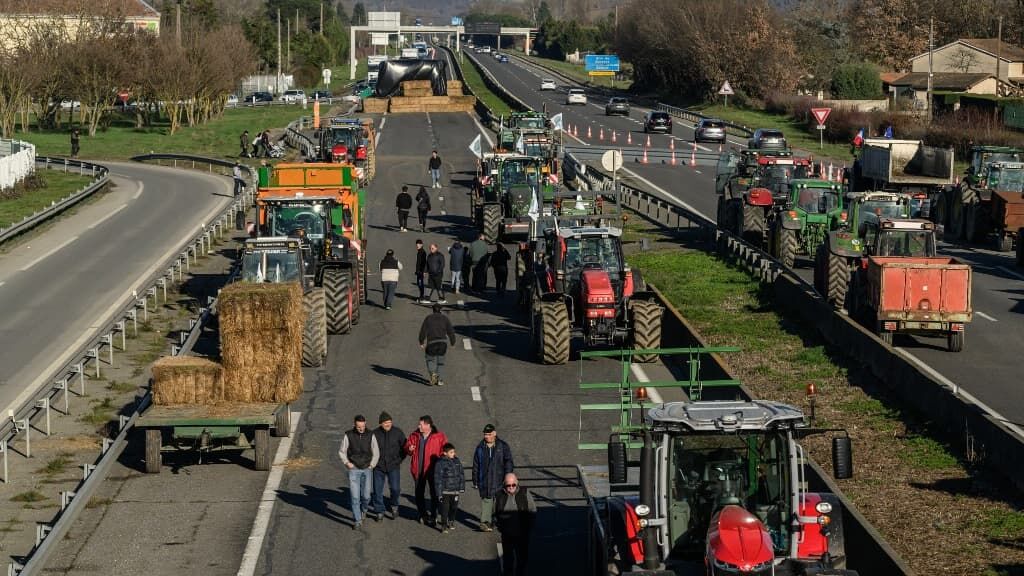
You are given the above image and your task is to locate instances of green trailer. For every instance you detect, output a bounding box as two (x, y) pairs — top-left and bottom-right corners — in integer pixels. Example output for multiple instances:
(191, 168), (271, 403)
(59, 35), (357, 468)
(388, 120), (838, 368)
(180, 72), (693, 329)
(137, 402), (292, 473)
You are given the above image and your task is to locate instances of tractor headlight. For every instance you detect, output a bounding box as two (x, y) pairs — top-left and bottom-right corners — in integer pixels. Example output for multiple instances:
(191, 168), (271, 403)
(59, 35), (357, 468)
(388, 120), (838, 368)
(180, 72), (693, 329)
(815, 501), (833, 514)
(638, 518), (649, 528)
(635, 504), (650, 517)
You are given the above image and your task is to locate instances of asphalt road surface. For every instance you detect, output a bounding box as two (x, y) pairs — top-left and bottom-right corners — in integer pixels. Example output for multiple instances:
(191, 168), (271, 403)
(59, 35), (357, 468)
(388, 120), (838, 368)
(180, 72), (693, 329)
(469, 49), (1024, 429)
(0, 162), (234, 417)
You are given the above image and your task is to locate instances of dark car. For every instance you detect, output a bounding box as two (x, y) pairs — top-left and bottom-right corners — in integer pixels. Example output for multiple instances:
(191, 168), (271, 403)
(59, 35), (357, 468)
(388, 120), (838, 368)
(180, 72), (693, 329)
(243, 91), (274, 103)
(310, 90), (333, 100)
(605, 97), (630, 116)
(643, 111), (673, 134)
(748, 128), (787, 150)
(694, 118), (726, 143)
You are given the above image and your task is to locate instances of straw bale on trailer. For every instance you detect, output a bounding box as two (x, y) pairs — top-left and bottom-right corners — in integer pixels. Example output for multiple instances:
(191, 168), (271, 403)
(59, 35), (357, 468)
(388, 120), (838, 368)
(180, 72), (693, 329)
(151, 356), (225, 405)
(218, 282), (304, 403)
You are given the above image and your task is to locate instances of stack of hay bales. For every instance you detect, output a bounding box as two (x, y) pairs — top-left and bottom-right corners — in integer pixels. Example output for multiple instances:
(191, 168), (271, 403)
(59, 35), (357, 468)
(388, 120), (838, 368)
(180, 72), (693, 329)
(151, 356), (225, 405)
(401, 80), (433, 97)
(362, 97), (389, 113)
(389, 79), (477, 113)
(446, 80), (463, 96)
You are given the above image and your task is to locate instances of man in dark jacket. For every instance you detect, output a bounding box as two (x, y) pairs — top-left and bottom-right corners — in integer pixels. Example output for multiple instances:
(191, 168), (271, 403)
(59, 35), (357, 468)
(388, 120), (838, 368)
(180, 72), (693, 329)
(469, 233), (490, 292)
(448, 241), (465, 294)
(428, 150), (443, 188)
(491, 243), (511, 297)
(426, 243), (446, 304)
(239, 130), (249, 158)
(371, 412), (406, 520)
(472, 424), (514, 532)
(415, 239), (427, 303)
(338, 415), (380, 529)
(495, 472), (536, 576)
(418, 303), (456, 386)
(395, 185), (413, 231)
(415, 186), (431, 232)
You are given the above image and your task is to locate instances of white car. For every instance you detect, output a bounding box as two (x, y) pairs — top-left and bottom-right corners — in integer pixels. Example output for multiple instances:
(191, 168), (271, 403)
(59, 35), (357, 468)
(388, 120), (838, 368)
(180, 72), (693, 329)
(281, 89), (306, 103)
(566, 88), (587, 105)
(226, 94), (239, 107)
(481, 46), (491, 54)
(540, 79), (557, 91)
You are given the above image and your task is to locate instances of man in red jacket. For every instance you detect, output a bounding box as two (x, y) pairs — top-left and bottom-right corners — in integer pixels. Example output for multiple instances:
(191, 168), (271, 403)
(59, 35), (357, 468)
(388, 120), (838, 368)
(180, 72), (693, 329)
(404, 415), (448, 525)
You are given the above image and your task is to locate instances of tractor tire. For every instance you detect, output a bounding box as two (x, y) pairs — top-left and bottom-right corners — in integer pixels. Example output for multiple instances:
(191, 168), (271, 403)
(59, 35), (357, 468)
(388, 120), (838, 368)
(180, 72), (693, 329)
(776, 226), (797, 269)
(724, 201), (741, 236)
(351, 265), (363, 326)
(630, 300), (663, 363)
(716, 196), (726, 227)
(948, 329), (964, 352)
(813, 244), (826, 295)
(948, 199), (965, 241)
(482, 204), (501, 243)
(273, 406), (292, 438)
(302, 288), (327, 367)
(932, 191), (947, 227)
(534, 301), (570, 365)
(741, 204), (765, 246)
(322, 269), (352, 335)
(820, 246), (850, 308)
(965, 202), (979, 243)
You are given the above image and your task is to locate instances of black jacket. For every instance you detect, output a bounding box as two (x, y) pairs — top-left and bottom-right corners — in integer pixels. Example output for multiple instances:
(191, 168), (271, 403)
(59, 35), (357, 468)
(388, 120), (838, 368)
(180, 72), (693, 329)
(449, 243), (465, 271)
(416, 190), (431, 213)
(373, 425), (407, 472)
(419, 312), (456, 346)
(490, 247), (511, 271)
(415, 247), (427, 274)
(433, 456), (466, 494)
(426, 251), (445, 276)
(473, 438), (514, 498)
(428, 155), (442, 170)
(396, 192), (413, 211)
(495, 489), (536, 539)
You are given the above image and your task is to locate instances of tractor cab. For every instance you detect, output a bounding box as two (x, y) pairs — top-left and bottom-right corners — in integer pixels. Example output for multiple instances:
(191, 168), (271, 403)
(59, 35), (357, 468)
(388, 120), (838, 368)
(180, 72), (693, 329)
(985, 161), (1024, 194)
(259, 197), (355, 283)
(861, 218), (938, 258)
(318, 118), (368, 164)
(240, 238), (307, 286)
(966, 145), (1023, 185)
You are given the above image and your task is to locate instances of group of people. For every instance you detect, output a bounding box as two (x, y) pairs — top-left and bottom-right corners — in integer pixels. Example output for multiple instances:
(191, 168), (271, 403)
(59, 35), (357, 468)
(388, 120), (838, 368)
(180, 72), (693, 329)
(240, 129), (274, 158)
(339, 414), (536, 575)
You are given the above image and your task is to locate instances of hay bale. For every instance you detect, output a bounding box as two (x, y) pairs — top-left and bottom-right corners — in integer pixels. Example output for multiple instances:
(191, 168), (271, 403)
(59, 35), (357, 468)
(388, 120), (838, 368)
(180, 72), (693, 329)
(446, 80), (463, 96)
(151, 356), (225, 405)
(362, 98), (389, 113)
(401, 80), (432, 90)
(401, 87), (434, 98)
(219, 282), (304, 403)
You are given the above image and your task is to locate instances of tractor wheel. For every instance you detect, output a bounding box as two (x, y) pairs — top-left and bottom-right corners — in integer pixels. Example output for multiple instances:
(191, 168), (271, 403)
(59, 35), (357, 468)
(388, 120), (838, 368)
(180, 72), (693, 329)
(273, 406), (292, 438)
(777, 227), (797, 269)
(322, 269), (352, 335)
(965, 202), (979, 243)
(948, 329), (965, 352)
(948, 199), (965, 241)
(824, 249), (850, 308)
(994, 232), (1013, 253)
(716, 196), (726, 227)
(724, 201), (741, 236)
(351, 265), (363, 326)
(482, 204), (501, 243)
(932, 191), (947, 227)
(813, 244), (827, 295)
(535, 301), (570, 365)
(630, 300), (663, 363)
(741, 204), (765, 246)
(253, 429), (270, 471)
(302, 288), (327, 367)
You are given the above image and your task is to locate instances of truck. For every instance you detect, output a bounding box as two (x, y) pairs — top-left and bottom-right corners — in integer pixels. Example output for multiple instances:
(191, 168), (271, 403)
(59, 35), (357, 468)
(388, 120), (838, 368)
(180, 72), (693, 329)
(846, 219), (971, 351)
(578, 349), (857, 575)
(366, 55), (388, 88)
(941, 146), (1024, 251)
(400, 47), (420, 59)
(851, 139), (955, 200)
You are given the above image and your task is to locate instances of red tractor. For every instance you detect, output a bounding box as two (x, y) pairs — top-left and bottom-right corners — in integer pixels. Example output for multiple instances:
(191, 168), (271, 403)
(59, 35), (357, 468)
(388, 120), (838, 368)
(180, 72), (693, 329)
(528, 224), (663, 364)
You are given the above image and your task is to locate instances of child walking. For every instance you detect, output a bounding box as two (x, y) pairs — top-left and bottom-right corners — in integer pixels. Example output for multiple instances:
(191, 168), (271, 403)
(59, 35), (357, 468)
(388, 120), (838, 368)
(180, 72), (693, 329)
(433, 443), (466, 533)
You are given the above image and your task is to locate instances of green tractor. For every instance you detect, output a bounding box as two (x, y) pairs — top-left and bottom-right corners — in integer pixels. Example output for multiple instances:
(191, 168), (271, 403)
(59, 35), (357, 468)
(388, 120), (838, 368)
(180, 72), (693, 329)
(814, 192), (913, 307)
(768, 179), (848, 268)
(943, 145), (1024, 248)
(715, 150), (812, 247)
(473, 154), (554, 241)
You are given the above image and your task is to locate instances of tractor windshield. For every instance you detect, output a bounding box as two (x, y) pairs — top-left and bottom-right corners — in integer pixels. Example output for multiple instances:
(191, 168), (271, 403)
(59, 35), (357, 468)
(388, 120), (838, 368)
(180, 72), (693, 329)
(502, 161), (540, 188)
(795, 185), (840, 214)
(517, 117), (545, 129)
(241, 250), (301, 283)
(330, 127), (358, 148)
(267, 205), (326, 239)
(669, 432), (791, 556)
(876, 229), (936, 257)
(523, 139), (552, 158)
(564, 236), (621, 278)
(857, 201), (906, 229)
(988, 166), (1024, 193)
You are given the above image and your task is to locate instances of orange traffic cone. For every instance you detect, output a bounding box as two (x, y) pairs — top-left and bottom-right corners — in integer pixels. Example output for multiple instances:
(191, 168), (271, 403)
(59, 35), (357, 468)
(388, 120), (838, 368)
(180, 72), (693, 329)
(627, 132), (633, 145)
(669, 137), (675, 150)
(670, 149), (677, 165)
(599, 128), (605, 141)
(718, 142), (723, 153)
(641, 146), (649, 164)
(611, 131), (617, 143)
(587, 125), (592, 139)
(573, 125), (578, 137)
(645, 134), (652, 147)
(828, 162), (834, 181)
(690, 141), (697, 167)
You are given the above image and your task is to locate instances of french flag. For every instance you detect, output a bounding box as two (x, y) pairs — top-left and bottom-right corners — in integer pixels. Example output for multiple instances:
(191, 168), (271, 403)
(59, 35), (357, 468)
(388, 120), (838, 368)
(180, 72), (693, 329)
(852, 128), (865, 147)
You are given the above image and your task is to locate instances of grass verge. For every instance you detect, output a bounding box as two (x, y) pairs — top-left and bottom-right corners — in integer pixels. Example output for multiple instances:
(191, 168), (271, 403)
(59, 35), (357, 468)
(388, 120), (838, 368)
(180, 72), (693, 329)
(460, 53), (513, 118)
(626, 247), (1024, 574)
(0, 170), (94, 229)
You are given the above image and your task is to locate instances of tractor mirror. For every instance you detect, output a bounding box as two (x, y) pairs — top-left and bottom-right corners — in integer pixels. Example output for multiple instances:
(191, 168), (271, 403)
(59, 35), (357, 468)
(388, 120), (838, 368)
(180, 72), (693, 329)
(832, 436), (853, 479)
(608, 441), (628, 484)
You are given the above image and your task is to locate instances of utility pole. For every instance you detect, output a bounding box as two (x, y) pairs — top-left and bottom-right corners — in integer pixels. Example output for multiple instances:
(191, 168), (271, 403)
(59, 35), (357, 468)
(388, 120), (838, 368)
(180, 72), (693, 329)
(997, 16), (1004, 87)
(287, 19), (291, 69)
(320, 2), (324, 35)
(277, 8), (282, 95)
(927, 17), (934, 123)
(175, 1), (181, 47)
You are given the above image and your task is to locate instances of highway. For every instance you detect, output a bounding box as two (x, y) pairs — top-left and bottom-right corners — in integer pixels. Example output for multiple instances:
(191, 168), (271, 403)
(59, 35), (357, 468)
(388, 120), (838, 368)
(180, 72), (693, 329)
(468, 50), (1024, 427)
(0, 163), (234, 417)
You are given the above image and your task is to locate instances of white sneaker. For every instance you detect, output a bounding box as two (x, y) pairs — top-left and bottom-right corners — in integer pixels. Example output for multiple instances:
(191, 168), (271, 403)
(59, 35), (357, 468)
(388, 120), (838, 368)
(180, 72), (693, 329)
(439, 299), (447, 304)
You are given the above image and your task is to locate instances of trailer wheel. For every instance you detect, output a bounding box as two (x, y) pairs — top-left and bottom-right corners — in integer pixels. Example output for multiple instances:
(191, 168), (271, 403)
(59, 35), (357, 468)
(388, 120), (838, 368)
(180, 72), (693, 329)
(877, 321), (893, 346)
(358, 256), (368, 305)
(302, 288), (328, 367)
(535, 301), (570, 365)
(253, 428), (271, 471)
(630, 300), (663, 363)
(776, 226), (797, 269)
(273, 406), (292, 438)
(741, 204), (765, 246)
(482, 204), (501, 243)
(322, 270), (351, 335)
(144, 429), (161, 474)
(948, 329), (964, 352)
(965, 203), (980, 243)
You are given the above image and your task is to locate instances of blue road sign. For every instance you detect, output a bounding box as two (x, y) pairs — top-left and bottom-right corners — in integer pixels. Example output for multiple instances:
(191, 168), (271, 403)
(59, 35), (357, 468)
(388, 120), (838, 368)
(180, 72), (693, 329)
(585, 54), (620, 72)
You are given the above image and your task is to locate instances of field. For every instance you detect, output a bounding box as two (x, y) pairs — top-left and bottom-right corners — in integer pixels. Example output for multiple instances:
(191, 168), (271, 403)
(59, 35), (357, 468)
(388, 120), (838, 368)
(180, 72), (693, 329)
(0, 171), (95, 229)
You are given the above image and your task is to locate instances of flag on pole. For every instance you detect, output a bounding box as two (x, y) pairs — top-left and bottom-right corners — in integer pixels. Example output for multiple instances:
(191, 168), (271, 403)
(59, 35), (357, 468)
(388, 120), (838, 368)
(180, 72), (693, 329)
(852, 128), (865, 148)
(515, 135), (525, 154)
(255, 260), (264, 283)
(468, 134), (482, 159)
(550, 112), (564, 132)
(883, 125), (894, 139)
(528, 187), (540, 221)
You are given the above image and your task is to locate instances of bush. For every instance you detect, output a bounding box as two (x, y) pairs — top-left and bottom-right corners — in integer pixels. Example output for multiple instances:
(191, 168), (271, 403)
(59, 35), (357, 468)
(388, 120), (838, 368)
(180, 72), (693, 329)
(830, 62), (882, 100)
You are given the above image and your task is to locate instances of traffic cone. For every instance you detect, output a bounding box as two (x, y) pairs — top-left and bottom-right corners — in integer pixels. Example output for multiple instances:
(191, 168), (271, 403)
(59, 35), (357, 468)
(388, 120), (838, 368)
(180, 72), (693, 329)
(641, 146), (649, 164)
(646, 134), (652, 147)
(828, 163), (834, 181)
(718, 142), (723, 153)
(690, 141), (697, 167)
(669, 137), (675, 150)
(627, 132), (633, 145)
(611, 131), (617, 143)
(670, 148), (677, 165)
(599, 128), (605, 141)
(587, 125), (592, 139)
(573, 125), (578, 137)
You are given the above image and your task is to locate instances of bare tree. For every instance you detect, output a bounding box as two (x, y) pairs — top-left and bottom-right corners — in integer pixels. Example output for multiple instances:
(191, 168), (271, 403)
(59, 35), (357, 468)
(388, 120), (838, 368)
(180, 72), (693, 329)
(946, 46), (981, 73)
(0, 50), (35, 138)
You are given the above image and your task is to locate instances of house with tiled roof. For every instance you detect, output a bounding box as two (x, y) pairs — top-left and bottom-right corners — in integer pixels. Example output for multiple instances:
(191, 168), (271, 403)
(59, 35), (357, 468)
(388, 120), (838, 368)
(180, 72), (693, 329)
(0, 0), (160, 51)
(909, 38), (1024, 96)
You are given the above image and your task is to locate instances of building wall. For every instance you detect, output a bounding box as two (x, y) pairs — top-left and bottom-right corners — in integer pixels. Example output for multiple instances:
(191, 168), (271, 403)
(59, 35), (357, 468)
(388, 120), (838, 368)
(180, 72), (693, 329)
(910, 43), (1015, 81)
(966, 77), (999, 94)
(0, 14), (159, 52)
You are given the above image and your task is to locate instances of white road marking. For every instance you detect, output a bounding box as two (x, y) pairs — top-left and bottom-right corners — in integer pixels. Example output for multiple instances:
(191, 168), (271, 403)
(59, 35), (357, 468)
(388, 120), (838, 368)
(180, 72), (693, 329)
(469, 115), (495, 148)
(86, 204), (127, 230)
(998, 266), (1024, 281)
(20, 235), (78, 271)
(0, 281), (5, 288)
(630, 364), (664, 404)
(695, 170), (702, 174)
(131, 181), (144, 200)
(463, 338), (472, 350)
(976, 311), (998, 322)
(457, 299), (465, 307)
(471, 386), (482, 401)
(618, 166), (712, 222)
(236, 412), (302, 576)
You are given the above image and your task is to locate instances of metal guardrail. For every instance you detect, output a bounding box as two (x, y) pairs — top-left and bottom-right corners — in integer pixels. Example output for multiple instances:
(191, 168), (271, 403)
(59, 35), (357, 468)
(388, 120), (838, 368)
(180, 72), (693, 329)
(283, 117), (318, 159)
(461, 49), (531, 117)
(8, 154), (257, 576)
(0, 158), (109, 245)
(655, 103), (754, 138)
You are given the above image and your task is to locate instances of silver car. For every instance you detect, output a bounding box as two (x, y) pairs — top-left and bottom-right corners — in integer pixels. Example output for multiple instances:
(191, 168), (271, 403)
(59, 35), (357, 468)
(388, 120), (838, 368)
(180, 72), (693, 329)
(694, 119), (726, 143)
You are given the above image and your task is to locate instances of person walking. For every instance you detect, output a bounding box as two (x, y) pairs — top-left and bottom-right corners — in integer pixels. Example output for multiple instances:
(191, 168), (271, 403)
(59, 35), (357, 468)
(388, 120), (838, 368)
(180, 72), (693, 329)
(433, 442), (466, 533)
(70, 128), (80, 158)
(261, 130), (271, 158)
(404, 415), (448, 525)
(418, 303), (456, 386)
(232, 163), (245, 196)
(426, 243), (446, 304)
(395, 185), (413, 232)
(371, 412), (406, 520)
(415, 186), (431, 232)
(415, 239), (427, 303)
(491, 243), (511, 297)
(428, 150), (443, 188)
(516, 242), (532, 308)
(473, 424), (514, 532)
(239, 130), (250, 157)
(338, 415), (380, 529)
(252, 133), (262, 158)
(448, 240), (465, 294)
(379, 249), (402, 310)
(469, 233), (490, 293)
(494, 472), (536, 576)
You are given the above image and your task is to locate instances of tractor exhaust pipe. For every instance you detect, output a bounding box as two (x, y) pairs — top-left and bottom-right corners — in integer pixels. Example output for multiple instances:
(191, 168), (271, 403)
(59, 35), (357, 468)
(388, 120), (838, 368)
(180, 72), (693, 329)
(639, 428), (659, 570)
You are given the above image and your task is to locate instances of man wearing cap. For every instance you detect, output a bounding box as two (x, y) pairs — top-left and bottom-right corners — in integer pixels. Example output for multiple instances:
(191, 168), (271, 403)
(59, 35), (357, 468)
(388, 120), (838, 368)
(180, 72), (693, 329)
(339, 414), (380, 529)
(372, 411), (406, 520)
(472, 423), (515, 532)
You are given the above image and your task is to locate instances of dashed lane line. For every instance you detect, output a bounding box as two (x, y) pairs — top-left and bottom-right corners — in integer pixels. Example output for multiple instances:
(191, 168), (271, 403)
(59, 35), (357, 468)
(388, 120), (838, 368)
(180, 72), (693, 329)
(19, 235), (78, 272)
(471, 386), (482, 402)
(463, 338), (472, 351)
(976, 311), (998, 322)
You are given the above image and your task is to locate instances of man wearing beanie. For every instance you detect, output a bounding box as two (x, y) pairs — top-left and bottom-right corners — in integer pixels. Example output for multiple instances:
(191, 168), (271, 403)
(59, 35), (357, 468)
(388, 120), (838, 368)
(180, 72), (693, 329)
(472, 423), (514, 532)
(339, 414), (380, 529)
(372, 411), (407, 520)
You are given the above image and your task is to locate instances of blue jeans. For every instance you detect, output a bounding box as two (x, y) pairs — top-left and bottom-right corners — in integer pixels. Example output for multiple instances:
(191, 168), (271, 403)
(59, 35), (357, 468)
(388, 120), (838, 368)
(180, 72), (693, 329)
(372, 468), (401, 514)
(426, 353), (445, 381)
(450, 270), (462, 292)
(348, 468), (371, 523)
(430, 168), (441, 187)
(382, 281), (397, 308)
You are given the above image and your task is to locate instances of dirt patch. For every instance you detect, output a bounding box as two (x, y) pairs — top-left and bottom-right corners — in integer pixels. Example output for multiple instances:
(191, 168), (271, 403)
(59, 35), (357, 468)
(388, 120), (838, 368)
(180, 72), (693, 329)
(282, 456), (319, 470)
(35, 435), (102, 453)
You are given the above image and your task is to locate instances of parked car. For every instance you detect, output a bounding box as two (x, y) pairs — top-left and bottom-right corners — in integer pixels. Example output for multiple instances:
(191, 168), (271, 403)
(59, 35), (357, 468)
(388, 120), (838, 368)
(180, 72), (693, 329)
(605, 97), (630, 116)
(243, 92), (274, 103)
(748, 128), (787, 150)
(310, 90), (333, 101)
(643, 111), (672, 134)
(226, 94), (239, 107)
(539, 79), (557, 91)
(282, 89), (306, 103)
(566, 88), (587, 106)
(694, 118), (726, 143)
(499, 54), (509, 63)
